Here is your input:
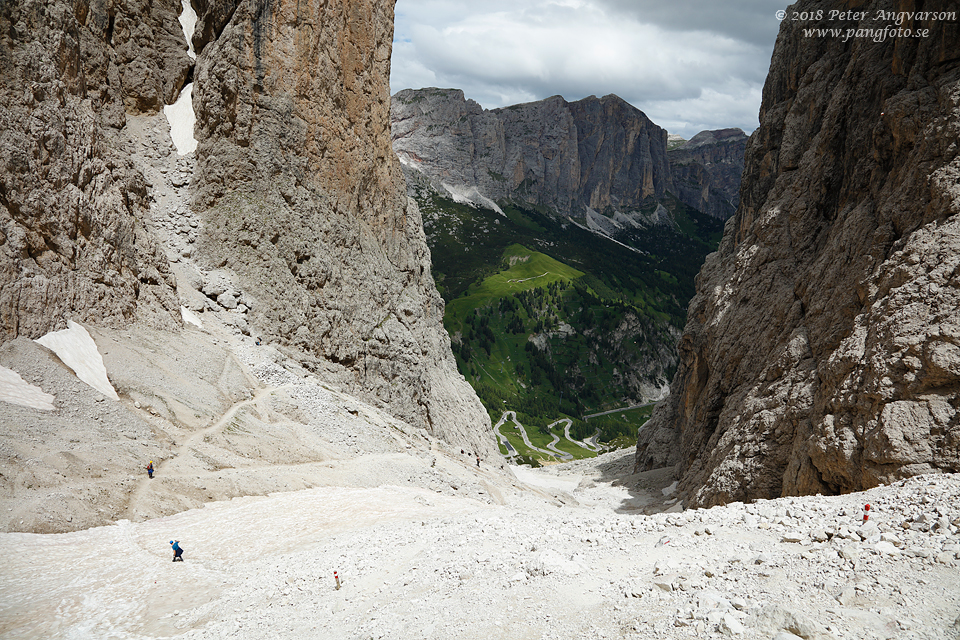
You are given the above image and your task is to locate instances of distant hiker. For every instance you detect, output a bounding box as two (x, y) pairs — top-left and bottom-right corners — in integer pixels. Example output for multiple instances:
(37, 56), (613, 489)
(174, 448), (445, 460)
(146, 461), (154, 479)
(170, 540), (184, 562)
(255, 337), (261, 346)
(476, 456), (481, 468)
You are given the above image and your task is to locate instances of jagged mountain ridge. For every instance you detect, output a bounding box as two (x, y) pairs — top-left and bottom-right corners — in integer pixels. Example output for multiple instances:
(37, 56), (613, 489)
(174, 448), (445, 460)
(636, 0), (960, 507)
(390, 87), (746, 233)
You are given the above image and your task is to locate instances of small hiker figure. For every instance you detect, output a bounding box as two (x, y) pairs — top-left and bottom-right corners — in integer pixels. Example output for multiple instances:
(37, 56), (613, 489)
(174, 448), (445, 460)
(170, 540), (184, 562)
(146, 461), (154, 479)
(476, 455), (481, 468)
(255, 337), (261, 346)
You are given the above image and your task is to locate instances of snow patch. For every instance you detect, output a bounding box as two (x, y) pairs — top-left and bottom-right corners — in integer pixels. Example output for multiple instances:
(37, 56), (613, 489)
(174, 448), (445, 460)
(180, 305), (203, 328)
(441, 182), (505, 216)
(164, 83), (197, 155)
(178, 0), (197, 59)
(34, 321), (119, 400)
(0, 365), (55, 411)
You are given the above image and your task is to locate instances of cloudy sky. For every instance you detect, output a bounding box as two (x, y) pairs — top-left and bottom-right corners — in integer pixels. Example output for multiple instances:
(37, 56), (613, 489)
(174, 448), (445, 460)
(391, 0), (788, 139)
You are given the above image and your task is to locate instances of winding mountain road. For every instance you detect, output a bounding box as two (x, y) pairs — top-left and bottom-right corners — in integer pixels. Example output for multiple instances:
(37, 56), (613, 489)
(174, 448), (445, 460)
(494, 411), (554, 459)
(495, 412), (603, 461)
(552, 417), (600, 453)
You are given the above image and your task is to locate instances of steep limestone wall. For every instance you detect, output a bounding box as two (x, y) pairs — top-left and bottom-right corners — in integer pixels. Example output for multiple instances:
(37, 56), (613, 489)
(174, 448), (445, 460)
(191, 0), (495, 456)
(636, 0), (960, 506)
(0, 0), (186, 340)
(391, 89), (672, 219)
(668, 129), (747, 220)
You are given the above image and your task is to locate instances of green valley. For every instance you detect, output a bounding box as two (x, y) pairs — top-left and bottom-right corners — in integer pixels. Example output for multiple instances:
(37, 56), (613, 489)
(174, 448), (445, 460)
(416, 186), (724, 463)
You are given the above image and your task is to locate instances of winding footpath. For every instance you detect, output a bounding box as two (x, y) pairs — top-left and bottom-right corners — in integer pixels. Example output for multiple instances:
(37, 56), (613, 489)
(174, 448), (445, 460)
(124, 385), (290, 519)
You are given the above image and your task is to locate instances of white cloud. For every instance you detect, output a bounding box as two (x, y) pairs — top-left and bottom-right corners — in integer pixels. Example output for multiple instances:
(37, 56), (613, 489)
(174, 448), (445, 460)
(391, 0), (785, 138)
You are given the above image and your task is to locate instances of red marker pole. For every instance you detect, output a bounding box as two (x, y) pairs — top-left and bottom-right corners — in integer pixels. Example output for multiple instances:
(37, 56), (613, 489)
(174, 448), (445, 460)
(334, 571), (341, 590)
(863, 504), (871, 523)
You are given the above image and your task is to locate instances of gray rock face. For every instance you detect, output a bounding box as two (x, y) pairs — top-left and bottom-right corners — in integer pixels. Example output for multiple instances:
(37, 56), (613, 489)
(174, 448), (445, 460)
(2, 0), (494, 458)
(392, 90), (746, 225)
(0, 0), (186, 340)
(636, 2), (960, 506)
(668, 129), (747, 219)
(190, 0), (494, 456)
(391, 89), (672, 219)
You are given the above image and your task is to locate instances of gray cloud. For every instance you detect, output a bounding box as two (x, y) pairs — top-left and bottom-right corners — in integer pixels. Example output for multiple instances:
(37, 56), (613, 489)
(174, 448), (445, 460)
(594, 0), (785, 47)
(391, 0), (787, 138)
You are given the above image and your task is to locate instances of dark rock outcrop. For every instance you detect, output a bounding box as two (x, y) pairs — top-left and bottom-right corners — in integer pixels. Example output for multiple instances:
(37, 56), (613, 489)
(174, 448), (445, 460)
(668, 128), (747, 220)
(0, 0), (187, 340)
(636, 0), (960, 507)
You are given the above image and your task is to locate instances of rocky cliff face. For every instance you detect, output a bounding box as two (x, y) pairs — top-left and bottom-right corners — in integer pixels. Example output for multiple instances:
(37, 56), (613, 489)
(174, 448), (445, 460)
(0, 0), (187, 339)
(636, 0), (960, 506)
(190, 1), (494, 456)
(391, 89), (673, 220)
(668, 128), (747, 220)
(1, 0), (494, 458)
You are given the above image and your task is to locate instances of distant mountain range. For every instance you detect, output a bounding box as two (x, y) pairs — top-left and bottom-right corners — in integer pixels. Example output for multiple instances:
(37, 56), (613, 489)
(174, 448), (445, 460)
(390, 89), (746, 455)
(391, 88), (746, 243)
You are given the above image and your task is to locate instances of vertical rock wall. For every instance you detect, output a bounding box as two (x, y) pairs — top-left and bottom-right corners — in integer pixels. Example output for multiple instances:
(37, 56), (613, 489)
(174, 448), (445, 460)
(668, 129), (748, 220)
(637, 0), (960, 506)
(391, 89), (672, 219)
(0, 0), (186, 340)
(191, 0), (494, 455)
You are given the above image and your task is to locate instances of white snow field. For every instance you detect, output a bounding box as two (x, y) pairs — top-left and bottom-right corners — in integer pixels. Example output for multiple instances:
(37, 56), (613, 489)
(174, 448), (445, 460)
(0, 365), (55, 411)
(181, 305), (204, 328)
(34, 320), (119, 400)
(165, 0), (198, 154)
(164, 84), (198, 155)
(512, 464), (581, 494)
(178, 0), (197, 60)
